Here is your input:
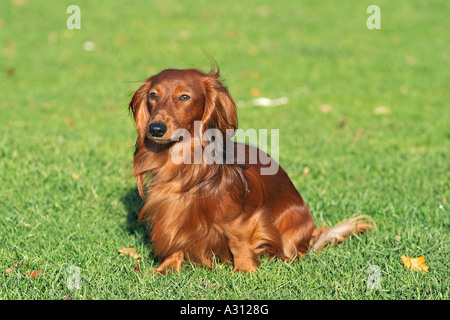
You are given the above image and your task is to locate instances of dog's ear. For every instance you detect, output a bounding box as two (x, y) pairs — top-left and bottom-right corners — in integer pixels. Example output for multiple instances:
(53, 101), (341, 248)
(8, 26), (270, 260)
(200, 70), (238, 145)
(129, 79), (152, 198)
(129, 78), (152, 149)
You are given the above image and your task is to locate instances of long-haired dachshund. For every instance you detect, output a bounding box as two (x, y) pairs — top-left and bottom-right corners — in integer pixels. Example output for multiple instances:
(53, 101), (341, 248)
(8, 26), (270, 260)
(129, 67), (374, 274)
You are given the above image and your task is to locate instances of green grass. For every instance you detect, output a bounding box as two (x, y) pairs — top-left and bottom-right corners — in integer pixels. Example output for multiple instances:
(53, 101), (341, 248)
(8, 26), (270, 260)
(0, 0), (448, 300)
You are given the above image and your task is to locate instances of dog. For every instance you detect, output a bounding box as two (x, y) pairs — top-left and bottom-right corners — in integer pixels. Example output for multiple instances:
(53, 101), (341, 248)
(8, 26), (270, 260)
(128, 67), (374, 274)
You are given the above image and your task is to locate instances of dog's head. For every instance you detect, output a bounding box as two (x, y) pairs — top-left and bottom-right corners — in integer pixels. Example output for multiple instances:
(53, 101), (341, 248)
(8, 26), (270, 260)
(129, 68), (238, 150)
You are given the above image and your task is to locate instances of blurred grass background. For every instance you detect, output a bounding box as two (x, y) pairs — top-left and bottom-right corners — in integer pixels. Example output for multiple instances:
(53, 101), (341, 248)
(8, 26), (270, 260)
(0, 0), (448, 299)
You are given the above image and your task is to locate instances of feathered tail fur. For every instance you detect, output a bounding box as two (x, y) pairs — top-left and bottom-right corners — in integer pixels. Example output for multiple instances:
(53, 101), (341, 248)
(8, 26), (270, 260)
(309, 215), (376, 251)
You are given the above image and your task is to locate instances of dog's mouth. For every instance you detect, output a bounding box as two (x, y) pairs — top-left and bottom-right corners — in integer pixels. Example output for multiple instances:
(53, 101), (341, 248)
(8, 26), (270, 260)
(146, 127), (197, 146)
(147, 136), (174, 145)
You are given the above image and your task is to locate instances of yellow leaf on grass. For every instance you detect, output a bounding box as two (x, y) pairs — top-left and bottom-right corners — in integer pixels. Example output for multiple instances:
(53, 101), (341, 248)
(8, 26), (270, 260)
(302, 167), (310, 177)
(119, 247), (142, 260)
(250, 88), (261, 97)
(401, 255), (429, 274)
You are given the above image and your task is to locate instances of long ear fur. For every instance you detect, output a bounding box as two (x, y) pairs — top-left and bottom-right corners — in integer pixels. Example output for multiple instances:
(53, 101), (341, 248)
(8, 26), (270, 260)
(129, 78), (152, 198)
(129, 79), (152, 149)
(200, 70), (238, 145)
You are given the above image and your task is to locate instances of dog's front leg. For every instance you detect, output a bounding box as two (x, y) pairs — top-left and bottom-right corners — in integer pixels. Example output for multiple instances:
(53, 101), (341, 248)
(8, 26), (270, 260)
(225, 228), (259, 273)
(154, 250), (184, 274)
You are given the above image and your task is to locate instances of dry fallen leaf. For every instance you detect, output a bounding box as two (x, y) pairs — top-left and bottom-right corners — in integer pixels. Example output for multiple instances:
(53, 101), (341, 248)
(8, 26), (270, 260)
(319, 104), (333, 113)
(65, 296), (91, 300)
(134, 260), (141, 274)
(373, 106), (390, 115)
(5, 261), (19, 276)
(65, 116), (74, 127)
(28, 270), (44, 278)
(118, 247), (142, 260)
(401, 255), (429, 274)
(302, 167), (310, 177)
(203, 281), (223, 290)
(250, 88), (261, 97)
(6, 267), (14, 275)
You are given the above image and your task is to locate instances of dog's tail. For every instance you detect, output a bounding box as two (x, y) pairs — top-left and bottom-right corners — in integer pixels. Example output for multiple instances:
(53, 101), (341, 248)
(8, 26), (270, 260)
(309, 215), (375, 251)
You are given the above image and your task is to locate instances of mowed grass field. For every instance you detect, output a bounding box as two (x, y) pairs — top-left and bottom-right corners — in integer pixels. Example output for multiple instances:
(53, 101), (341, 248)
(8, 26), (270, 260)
(0, 0), (448, 300)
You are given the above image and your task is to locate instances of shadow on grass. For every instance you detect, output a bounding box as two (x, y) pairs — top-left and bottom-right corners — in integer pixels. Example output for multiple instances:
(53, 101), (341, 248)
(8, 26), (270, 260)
(120, 187), (157, 263)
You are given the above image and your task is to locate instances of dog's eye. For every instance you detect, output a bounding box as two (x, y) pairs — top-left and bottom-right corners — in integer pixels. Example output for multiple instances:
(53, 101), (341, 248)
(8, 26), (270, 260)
(149, 92), (158, 100)
(179, 94), (190, 101)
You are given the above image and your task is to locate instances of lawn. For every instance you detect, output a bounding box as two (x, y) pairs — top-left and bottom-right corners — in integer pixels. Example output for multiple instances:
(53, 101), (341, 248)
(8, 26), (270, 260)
(0, 0), (448, 300)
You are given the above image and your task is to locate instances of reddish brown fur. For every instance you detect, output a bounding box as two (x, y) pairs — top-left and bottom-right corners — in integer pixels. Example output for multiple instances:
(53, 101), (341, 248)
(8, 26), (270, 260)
(128, 67), (374, 273)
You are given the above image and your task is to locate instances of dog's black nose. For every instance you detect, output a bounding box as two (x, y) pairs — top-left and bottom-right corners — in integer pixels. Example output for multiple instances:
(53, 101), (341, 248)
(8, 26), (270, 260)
(148, 122), (167, 137)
